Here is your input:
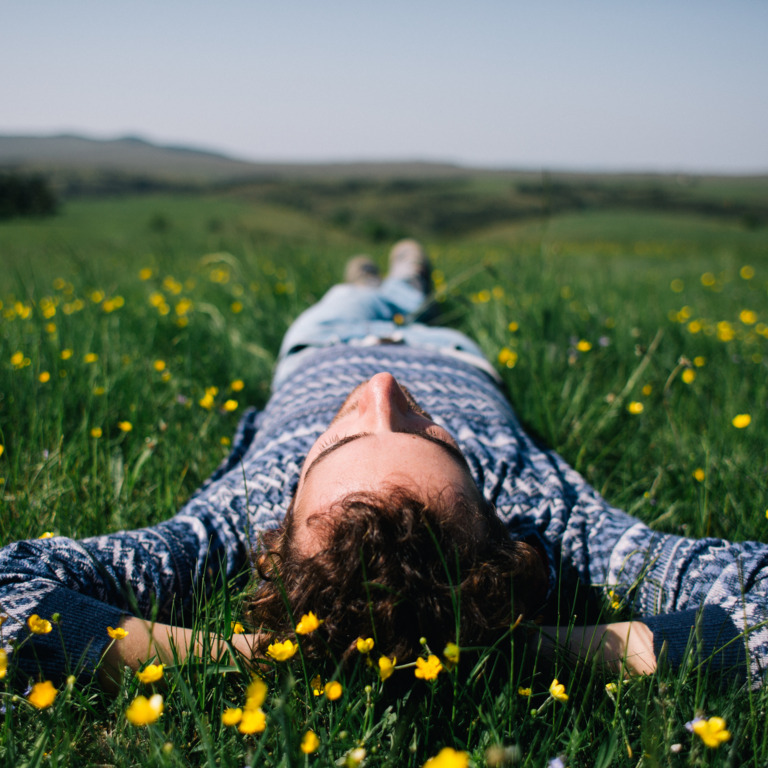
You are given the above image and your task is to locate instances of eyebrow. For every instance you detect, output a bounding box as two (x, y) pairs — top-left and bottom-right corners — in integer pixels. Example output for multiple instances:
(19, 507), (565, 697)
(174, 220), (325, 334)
(300, 430), (470, 487)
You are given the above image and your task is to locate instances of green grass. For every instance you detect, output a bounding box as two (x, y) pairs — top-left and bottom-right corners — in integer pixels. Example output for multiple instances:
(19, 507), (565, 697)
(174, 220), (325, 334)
(1, 192), (767, 766)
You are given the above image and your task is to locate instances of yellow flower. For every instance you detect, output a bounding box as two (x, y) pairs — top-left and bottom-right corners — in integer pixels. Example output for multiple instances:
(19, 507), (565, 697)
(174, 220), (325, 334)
(311, 674), (323, 696)
(378, 655), (396, 681)
(301, 730), (320, 754)
(199, 392), (215, 410)
(126, 693), (164, 726)
(356, 637), (375, 654)
(732, 414), (751, 429)
(267, 639), (297, 661)
(517, 687), (531, 697)
(0, 444), (3, 458)
(693, 468), (705, 482)
(0, 649), (7, 679)
(693, 717), (731, 748)
(497, 347), (518, 368)
(739, 309), (758, 326)
(295, 611), (322, 635)
(28, 614), (53, 634)
(90, 427), (103, 439)
(605, 682), (618, 694)
(641, 383), (653, 396)
(221, 707), (243, 726)
(60, 349), (73, 360)
(681, 369), (696, 384)
(627, 401), (644, 415)
(549, 678), (568, 702)
(245, 676), (268, 709)
(153, 359), (166, 372)
(107, 626), (129, 639)
(139, 268), (153, 280)
(118, 421), (133, 432)
(84, 353), (98, 364)
(38, 371), (51, 383)
(414, 654), (443, 681)
(38, 532), (54, 539)
(238, 707), (266, 734)
(231, 621), (245, 634)
(443, 642), (460, 668)
(324, 681), (343, 700)
(28, 680), (58, 709)
(740, 265), (755, 280)
(222, 399), (238, 412)
(136, 663), (164, 684)
(230, 379), (245, 392)
(422, 746), (470, 768)
(576, 339), (592, 352)
(694, 356), (706, 367)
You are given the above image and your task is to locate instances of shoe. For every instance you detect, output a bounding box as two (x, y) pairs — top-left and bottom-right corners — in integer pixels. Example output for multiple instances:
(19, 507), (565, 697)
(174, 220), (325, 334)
(344, 255), (382, 286)
(387, 239), (432, 295)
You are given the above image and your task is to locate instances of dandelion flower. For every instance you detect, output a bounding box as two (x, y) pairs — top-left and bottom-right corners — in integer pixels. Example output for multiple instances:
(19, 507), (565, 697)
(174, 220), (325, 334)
(422, 746), (469, 768)
(266, 639), (297, 661)
(238, 707), (266, 734)
(28, 680), (58, 709)
(549, 678), (568, 702)
(118, 421), (133, 432)
(324, 681), (342, 700)
(732, 414), (751, 428)
(356, 637), (375, 654)
(126, 693), (164, 726)
(378, 655), (396, 681)
(301, 730), (320, 754)
(107, 626), (129, 639)
(136, 663), (164, 684)
(295, 611), (322, 635)
(414, 655), (443, 681)
(221, 707), (243, 726)
(27, 614), (53, 634)
(693, 716), (731, 748)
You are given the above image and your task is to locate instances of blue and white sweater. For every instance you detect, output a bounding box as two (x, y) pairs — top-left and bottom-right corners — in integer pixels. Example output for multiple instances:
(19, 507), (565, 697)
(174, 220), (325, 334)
(0, 344), (765, 686)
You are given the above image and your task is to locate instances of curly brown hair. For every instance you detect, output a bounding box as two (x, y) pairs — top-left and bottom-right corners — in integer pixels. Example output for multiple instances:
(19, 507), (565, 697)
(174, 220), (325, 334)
(248, 486), (548, 669)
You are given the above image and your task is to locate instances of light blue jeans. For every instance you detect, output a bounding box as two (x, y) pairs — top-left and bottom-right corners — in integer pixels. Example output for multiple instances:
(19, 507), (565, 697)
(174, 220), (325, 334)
(274, 277), (496, 389)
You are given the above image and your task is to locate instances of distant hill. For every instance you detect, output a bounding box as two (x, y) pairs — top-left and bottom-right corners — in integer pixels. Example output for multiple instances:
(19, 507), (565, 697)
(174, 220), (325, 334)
(0, 134), (477, 187)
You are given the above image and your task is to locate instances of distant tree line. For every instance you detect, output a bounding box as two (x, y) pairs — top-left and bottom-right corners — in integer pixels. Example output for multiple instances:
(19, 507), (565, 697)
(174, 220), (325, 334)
(0, 172), (58, 220)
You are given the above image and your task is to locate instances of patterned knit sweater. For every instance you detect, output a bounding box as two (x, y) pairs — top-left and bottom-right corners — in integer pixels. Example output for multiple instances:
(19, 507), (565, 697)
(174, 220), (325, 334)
(0, 344), (764, 686)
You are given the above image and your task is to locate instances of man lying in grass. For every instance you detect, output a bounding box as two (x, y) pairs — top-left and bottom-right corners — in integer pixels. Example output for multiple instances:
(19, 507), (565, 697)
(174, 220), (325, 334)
(0, 240), (762, 690)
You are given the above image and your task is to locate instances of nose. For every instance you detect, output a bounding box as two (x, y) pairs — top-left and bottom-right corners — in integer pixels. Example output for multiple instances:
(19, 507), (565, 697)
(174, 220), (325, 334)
(357, 373), (412, 431)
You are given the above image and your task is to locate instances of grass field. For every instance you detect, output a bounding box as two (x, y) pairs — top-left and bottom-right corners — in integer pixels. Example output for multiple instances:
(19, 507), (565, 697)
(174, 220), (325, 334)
(1, 188), (767, 766)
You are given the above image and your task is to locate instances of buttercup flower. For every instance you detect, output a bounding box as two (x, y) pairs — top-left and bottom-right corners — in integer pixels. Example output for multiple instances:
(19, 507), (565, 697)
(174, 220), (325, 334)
(311, 674), (323, 696)
(356, 637), (375, 654)
(28, 680), (58, 709)
(231, 621), (245, 634)
(222, 399), (238, 412)
(126, 693), (164, 726)
(443, 642), (460, 668)
(732, 414), (751, 429)
(28, 614), (53, 634)
(38, 532), (54, 539)
(549, 678), (568, 702)
(295, 611), (323, 635)
(0, 649), (7, 679)
(627, 401), (644, 415)
(693, 716), (731, 748)
(107, 626), (128, 639)
(245, 676), (268, 709)
(266, 639), (297, 661)
(324, 680), (342, 700)
(90, 427), (103, 438)
(118, 421), (133, 432)
(693, 468), (705, 482)
(221, 707), (243, 726)
(153, 360), (166, 372)
(136, 663), (164, 684)
(238, 707), (266, 734)
(517, 687), (531, 697)
(378, 655), (396, 681)
(422, 746), (469, 768)
(301, 730), (320, 754)
(230, 379), (245, 392)
(415, 654), (443, 681)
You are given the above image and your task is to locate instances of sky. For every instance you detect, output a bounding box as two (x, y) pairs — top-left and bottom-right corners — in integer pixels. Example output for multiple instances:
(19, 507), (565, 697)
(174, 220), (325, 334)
(2, 0), (767, 173)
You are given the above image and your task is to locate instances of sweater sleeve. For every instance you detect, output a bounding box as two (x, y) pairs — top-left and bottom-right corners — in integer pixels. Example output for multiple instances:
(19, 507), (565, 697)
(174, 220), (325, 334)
(0, 409), (263, 685)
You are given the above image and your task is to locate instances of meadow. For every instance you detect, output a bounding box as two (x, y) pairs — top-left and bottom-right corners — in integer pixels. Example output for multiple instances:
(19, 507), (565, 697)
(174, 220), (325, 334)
(0, 187), (767, 767)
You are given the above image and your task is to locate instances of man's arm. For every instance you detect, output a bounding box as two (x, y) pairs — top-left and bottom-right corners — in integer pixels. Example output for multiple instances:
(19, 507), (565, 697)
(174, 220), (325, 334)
(538, 621), (657, 675)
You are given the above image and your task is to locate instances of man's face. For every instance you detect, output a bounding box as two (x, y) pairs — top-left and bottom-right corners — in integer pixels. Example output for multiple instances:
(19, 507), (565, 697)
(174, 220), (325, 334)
(291, 372), (481, 555)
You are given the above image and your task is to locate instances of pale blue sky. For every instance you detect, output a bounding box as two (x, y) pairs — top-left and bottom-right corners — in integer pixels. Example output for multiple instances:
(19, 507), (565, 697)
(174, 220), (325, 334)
(2, 0), (766, 172)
